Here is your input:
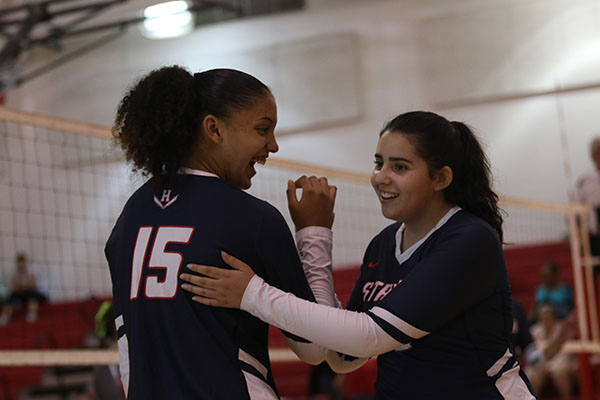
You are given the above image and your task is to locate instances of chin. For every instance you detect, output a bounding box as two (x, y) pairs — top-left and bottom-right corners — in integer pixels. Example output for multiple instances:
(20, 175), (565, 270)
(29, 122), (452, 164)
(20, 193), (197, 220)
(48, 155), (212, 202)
(239, 179), (252, 190)
(381, 207), (402, 222)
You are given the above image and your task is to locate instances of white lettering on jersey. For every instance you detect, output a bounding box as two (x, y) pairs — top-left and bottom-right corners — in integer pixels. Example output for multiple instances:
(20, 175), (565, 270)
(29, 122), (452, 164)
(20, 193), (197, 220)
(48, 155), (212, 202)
(161, 190), (172, 202)
(362, 279), (402, 303)
(130, 226), (194, 299)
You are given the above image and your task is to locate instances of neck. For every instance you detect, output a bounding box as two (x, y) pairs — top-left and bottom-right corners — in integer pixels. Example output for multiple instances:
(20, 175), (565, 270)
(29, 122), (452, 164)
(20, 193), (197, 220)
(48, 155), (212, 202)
(401, 202), (453, 251)
(184, 158), (223, 179)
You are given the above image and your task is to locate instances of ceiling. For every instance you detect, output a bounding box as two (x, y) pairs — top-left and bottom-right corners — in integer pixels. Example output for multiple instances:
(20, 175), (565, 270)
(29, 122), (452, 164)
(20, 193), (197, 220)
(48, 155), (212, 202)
(0, 0), (525, 93)
(0, 0), (305, 91)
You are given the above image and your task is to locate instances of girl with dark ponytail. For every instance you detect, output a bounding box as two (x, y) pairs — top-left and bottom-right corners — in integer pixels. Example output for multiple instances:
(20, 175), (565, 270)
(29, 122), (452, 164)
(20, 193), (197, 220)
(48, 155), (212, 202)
(182, 111), (536, 399)
(106, 66), (338, 399)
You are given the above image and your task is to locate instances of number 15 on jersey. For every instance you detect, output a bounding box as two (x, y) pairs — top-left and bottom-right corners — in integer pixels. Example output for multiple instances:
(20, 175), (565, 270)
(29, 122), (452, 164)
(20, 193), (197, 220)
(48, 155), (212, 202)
(130, 226), (195, 300)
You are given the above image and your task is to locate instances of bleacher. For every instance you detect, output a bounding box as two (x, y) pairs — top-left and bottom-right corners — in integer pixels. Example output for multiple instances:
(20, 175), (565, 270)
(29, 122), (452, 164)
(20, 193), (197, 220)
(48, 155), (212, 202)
(0, 298), (106, 400)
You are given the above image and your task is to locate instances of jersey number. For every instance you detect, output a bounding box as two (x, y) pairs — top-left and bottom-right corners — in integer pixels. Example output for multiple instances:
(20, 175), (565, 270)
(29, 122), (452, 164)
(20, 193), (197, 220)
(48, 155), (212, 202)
(130, 226), (194, 300)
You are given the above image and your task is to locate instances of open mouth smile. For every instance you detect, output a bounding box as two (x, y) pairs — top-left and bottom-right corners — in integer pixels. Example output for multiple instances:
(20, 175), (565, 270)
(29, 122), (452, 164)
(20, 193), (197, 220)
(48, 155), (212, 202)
(380, 191), (399, 200)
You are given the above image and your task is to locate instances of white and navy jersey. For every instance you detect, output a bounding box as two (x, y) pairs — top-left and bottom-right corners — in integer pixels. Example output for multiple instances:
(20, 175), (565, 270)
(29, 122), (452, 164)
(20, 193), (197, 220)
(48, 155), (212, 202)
(346, 210), (535, 399)
(105, 174), (316, 399)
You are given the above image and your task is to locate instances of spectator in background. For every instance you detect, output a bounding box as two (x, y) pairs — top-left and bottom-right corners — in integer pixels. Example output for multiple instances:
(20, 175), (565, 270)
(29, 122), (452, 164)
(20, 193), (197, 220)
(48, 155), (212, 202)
(574, 136), (600, 265)
(526, 305), (578, 399)
(0, 253), (46, 325)
(511, 298), (572, 368)
(532, 262), (573, 322)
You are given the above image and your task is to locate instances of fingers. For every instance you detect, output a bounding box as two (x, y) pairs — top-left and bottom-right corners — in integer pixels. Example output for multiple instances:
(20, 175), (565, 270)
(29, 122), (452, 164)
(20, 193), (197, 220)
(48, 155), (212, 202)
(185, 264), (227, 279)
(329, 185), (337, 202)
(180, 281), (215, 296)
(190, 296), (222, 307)
(286, 180), (300, 208)
(192, 296), (222, 307)
(221, 251), (252, 272)
(293, 175), (336, 201)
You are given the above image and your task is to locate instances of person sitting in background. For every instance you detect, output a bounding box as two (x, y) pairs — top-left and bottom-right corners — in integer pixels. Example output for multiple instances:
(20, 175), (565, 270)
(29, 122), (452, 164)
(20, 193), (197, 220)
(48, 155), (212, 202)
(0, 253), (47, 325)
(526, 305), (578, 399)
(532, 262), (573, 322)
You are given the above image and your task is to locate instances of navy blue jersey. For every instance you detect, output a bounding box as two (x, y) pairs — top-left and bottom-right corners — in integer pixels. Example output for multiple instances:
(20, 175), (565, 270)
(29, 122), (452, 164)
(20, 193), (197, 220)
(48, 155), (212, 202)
(105, 174), (316, 399)
(346, 210), (535, 399)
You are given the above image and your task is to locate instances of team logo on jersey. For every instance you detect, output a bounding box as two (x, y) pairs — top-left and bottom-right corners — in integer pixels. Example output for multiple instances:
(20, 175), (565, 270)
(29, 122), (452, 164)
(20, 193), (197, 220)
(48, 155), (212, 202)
(153, 189), (179, 209)
(367, 260), (380, 268)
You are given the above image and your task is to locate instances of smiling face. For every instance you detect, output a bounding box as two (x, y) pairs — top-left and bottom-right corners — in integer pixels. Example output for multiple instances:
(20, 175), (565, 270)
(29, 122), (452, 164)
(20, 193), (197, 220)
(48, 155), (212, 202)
(202, 92), (279, 189)
(371, 131), (449, 224)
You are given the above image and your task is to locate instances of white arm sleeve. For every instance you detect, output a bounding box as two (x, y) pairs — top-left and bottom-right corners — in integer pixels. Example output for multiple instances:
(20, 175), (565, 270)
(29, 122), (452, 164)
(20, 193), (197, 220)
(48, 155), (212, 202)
(280, 227), (337, 364)
(296, 226), (341, 308)
(296, 228), (369, 372)
(241, 275), (403, 359)
(326, 349), (370, 373)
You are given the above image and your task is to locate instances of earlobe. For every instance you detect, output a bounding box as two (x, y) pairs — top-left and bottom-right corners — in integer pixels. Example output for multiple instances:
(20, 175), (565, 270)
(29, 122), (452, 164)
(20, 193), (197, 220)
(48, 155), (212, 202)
(203, 115), (223, 144)
(435, 166), (453, 191)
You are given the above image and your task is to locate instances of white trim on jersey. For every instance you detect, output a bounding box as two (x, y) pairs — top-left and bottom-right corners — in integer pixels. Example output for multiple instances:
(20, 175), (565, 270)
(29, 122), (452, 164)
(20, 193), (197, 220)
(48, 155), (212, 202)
(495, 364), (535, 399)
(238, 348), (268, 380)
(487, 348), (512, 377)
(179, 167), (220, 178)
(395, 206), (461, 265)
(486, 347), (535, 399)
(115, 315), (124, 330)
(370, 306), (429, 339)
(242, 371), (278, 400)
(117, 330), (130, 396)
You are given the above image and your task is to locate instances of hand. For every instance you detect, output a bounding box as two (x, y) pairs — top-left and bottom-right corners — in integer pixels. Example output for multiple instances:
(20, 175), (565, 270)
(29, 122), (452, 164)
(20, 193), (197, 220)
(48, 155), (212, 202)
(287, 175), (337, 231)
(180, 251), (255, 308)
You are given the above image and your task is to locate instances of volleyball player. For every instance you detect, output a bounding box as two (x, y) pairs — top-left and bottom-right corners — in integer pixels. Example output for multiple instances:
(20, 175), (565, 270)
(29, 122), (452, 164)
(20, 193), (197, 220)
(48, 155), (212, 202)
(105, 66), (337, 399)
(180, 111), (537, 399)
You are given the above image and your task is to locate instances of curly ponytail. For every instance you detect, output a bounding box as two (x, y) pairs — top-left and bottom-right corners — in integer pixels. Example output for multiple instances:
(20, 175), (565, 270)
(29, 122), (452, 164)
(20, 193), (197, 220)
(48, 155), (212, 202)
(380, 111), (503, 241)
(112, 66), (201, 186)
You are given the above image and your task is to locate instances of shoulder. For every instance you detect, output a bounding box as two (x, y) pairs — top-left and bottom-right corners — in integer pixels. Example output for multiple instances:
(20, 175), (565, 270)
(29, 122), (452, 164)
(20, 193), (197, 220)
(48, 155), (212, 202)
(375, 222), (402, 241)
(366, 222), (401, 248)
(577, 170), (600, 187)
(440, 210), (500, 245)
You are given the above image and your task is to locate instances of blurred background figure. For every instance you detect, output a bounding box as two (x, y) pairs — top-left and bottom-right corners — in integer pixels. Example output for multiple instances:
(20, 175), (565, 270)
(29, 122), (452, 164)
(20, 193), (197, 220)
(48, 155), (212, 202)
(531, 262), (573, 323)
(0, 252), (47, 325)
(307, 362), (345, 400)
(526, 305), (578, 399)
(77, 300), (125, 400)
(574, 136), (600, 263)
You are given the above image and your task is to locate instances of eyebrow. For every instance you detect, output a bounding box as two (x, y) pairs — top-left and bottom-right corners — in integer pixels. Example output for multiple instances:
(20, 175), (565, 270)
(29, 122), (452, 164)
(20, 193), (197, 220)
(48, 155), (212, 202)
(256, 117), (275, 124)
(374, 153), (413, 164)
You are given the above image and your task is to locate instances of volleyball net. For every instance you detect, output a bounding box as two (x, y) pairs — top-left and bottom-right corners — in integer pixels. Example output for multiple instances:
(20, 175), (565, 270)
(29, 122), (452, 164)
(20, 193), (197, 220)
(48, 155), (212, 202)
(1, 106), (599, 395)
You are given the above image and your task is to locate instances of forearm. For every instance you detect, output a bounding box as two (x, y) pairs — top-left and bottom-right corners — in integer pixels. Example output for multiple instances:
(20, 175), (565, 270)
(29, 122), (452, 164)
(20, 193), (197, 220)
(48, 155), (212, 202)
(296, 227), (340, 308)
(241, 276), (402, 358)
(282, 336), (326, 365)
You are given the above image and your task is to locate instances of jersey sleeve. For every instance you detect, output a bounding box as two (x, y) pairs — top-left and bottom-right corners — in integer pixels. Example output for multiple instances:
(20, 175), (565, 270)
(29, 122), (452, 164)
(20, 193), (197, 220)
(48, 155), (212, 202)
(367, 224), (502, 344)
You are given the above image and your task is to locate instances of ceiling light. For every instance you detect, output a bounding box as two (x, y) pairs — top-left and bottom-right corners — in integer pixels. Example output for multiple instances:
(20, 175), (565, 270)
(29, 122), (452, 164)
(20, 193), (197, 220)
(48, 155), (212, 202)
(141, 1), (194, 39)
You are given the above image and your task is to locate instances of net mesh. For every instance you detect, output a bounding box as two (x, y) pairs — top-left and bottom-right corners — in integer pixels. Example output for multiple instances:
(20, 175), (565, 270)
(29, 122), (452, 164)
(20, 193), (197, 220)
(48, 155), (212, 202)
(1, 107), (599, 398)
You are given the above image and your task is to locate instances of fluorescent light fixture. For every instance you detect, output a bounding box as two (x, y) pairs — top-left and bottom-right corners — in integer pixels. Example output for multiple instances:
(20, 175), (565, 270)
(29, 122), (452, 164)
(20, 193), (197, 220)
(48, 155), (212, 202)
(141, 1), (194, 39)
